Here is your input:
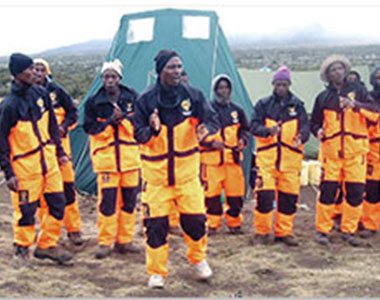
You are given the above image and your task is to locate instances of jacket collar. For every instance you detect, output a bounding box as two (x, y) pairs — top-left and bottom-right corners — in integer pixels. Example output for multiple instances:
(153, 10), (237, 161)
(93, 84), (132, 105)
(272, 91), (297, 106)
(11, 81), (31, 97)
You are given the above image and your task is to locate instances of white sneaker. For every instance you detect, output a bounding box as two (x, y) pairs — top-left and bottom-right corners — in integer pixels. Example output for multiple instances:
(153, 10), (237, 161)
(148, 275), (165, 288)
(194, 260), (213, 280)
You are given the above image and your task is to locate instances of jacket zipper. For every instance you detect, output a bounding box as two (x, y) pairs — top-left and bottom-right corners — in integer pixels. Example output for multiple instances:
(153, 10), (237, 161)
(276, 123), (282, 171)
(220, 127), (225, 166)
(338, 90), (345, 159)
(168, 126), (175, 186)
(114, 125), (121, 172)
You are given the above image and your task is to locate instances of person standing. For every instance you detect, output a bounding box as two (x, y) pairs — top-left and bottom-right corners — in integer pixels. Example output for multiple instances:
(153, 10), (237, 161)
(84, 59), (141, 259)
(250, 66), (309, 246)
(359, 66), (380, 238)
(0, 53), (73, 264)
(133, 50), (219, 288)
(200, 74), (250, 235)
(33, 58), (84, 246)
(311, 55), (379, 246)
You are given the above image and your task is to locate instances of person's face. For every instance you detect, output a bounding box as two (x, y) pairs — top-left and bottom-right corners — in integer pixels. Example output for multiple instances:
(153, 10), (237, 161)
(273, 80), (290, 98)
(33, 63), (47, 85)
(216, 79), (231, 101)
(16, 65), (36, 86)
(347, 73), (359, 83)
(327, 62), (346, 85)
(160, 56), (183, 87)
(102, 69), (121, 94)
(375, 69), (380, 87)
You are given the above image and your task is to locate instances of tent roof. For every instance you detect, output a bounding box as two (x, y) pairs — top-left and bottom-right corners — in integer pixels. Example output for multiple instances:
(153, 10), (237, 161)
(119, 8), (218, 20)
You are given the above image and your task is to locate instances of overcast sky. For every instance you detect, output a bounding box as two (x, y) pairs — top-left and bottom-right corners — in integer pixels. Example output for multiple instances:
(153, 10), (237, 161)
(1, 0), (380, 56)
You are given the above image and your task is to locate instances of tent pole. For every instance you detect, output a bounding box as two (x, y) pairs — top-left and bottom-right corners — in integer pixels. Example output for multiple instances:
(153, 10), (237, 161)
(209, 18), (219, 100)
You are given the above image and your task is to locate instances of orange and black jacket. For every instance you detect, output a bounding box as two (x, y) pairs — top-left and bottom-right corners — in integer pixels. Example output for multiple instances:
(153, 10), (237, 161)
(133, 82), (219, 186)
(367, 90), (380, 163)
(43, 79), (78, 135)
(0, 82), (65, 180)
(310, 82), (379, 159)
(250, 92), (309, 171)
(83, 84), (140, 173)
(201, 100), (250, 165)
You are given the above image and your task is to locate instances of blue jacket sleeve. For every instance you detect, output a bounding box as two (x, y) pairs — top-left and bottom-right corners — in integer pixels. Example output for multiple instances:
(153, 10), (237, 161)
(83, 98), (113, 135)
(250, 101), (271, 137)
(237, 106), (250, 145)
(0, 104), (16, 180)
(310, 94), (324, 138)
(56, 84), (78, 132)
(45, 93), (65, 158)
(298, 103), (310, 144)
(133, 96), (160, 144)
(195, 91), (220, 136)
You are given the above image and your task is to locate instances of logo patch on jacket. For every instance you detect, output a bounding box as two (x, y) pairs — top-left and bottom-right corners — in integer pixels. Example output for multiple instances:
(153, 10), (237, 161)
(36, 98), (46, 113)
(288, 105), (297, 117)
(347, 92), (356, 101)
(102, 173), (110, 183)
(49, 92), (57, 104)
(126, 102), (134, 113)
(19, 190), (29, 205)
(231, 111), (239, 123)
(181, 98), (192, 116)
(37, 98), (44, 108)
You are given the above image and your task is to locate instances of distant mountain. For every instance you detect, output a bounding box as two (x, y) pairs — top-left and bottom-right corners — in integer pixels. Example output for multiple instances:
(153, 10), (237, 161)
(37, 39), (111, 57)
(1, 27), (379, 63)
(228, 23), (374, 49)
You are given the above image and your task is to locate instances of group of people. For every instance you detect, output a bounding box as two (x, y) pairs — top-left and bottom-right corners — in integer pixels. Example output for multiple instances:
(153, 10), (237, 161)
(0, 50), (379, 289)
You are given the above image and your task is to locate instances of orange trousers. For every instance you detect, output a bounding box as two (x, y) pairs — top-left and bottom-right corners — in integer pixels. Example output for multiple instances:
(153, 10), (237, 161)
(38, 158), (81, 233)
(142, 177), (207, 277)
(97, 170), (139, 246)
(316, 155), (366, 234)
(11, 168), (65, 249)
(38, 136), (81, 233)
(201, 163), (245, 229)
(254, 166), (301, 237)
(361, 161), (380, 231)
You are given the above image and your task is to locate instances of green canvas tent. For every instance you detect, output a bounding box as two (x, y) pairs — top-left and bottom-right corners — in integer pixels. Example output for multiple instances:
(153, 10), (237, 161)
(71, 8), (254, 194)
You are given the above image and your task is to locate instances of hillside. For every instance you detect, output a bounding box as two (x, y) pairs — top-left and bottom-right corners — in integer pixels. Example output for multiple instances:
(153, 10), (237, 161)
(1, 43), (379, 102)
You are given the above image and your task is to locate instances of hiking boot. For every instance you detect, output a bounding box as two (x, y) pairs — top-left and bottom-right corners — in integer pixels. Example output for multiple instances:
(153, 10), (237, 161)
(169, 226), (182, 236)
(114, 242), (141, 254)
(208, 227), (219, 236)
(94, 245), (112, 259)
(275, 235), (299, 247)
(67, 232), (85, 246)
(251, 234), (271, 246)
(194, 260), (213, 280)
(315, 232), (329, 246)
(148, 275), (165, 289)
(333, 215), (342, 232)
(14, 244), (30, 262)
(340, 232), (363, 247)
(228, 226), (243, 235)
(34, 246), (73, 264)
(359, 229), (377, 239)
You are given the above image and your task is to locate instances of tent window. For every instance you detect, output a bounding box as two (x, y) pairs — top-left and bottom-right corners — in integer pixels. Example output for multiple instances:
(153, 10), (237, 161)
(182, 16), (210, 40)
(127, 17), (155, 44)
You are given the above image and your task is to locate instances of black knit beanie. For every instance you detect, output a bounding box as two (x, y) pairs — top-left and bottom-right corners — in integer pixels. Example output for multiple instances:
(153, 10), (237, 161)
(9, 53), (34, 77)
(154, 49), (180, 75)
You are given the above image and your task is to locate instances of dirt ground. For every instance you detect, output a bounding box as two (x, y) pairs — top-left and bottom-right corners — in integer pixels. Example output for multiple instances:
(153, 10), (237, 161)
(0, 184), (379, 297)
